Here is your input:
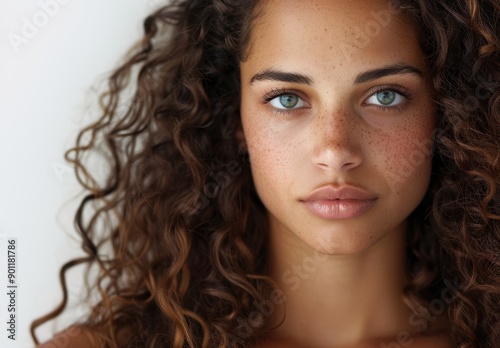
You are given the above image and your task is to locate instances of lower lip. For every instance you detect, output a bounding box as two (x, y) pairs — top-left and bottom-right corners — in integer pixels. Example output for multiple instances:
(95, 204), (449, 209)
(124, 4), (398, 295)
(302, 199), (376, 219)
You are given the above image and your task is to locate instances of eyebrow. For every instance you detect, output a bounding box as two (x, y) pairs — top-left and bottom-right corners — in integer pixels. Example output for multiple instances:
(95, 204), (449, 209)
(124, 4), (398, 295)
(249, 63), (424, 85)
(354, 63), (424, 84)
(250, 70), (313, 85)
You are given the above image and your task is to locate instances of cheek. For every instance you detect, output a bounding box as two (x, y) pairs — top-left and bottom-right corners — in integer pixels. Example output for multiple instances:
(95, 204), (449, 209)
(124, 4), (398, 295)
(246, 127), (292, 188)
(377, 111), (436, 193)
(241, 108), (297, 200)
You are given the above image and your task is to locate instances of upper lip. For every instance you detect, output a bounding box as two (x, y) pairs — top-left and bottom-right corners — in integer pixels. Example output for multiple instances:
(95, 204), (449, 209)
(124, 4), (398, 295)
(301, 185), (377, 201)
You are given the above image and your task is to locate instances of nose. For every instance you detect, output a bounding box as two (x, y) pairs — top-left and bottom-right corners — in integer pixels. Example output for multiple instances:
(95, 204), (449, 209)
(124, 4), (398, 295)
(311, 107), (363, 172)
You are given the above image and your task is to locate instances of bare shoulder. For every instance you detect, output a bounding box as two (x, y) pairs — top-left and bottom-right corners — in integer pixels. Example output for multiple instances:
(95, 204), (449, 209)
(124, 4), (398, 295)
(37, 325), (102, 348)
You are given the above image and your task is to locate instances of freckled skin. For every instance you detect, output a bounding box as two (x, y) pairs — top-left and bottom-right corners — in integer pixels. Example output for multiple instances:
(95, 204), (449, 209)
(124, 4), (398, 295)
(239, 1), (454, 345)
(240, 0), (436, 255)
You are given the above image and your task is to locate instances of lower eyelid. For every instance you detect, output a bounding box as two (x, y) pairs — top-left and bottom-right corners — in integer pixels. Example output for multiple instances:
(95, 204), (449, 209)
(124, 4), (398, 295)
(368, 99), (411, 113)
(372, 104), (405, 113)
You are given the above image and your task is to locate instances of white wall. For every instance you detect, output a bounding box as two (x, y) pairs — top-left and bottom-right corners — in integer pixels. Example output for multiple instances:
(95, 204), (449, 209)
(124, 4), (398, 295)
(0, 1), (165, 346)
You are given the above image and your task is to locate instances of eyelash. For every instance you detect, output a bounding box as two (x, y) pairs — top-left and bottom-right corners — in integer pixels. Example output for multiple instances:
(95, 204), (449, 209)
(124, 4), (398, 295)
(366, 84), (413, 113)
(261, 88), (307, 115)
(261, 85), (413, 114)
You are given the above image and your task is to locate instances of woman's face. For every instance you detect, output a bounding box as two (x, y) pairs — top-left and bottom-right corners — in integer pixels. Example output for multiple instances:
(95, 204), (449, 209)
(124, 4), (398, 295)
(239, 0), (436, 255)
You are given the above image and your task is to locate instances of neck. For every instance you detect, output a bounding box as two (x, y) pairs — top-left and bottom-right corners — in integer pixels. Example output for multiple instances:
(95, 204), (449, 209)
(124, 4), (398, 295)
(262, 218), (426, 347)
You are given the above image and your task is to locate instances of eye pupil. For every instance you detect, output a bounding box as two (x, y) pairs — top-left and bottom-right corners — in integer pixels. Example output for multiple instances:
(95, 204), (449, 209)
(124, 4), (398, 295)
(377, 91), (396, 105)
(279, 94), (299, 108)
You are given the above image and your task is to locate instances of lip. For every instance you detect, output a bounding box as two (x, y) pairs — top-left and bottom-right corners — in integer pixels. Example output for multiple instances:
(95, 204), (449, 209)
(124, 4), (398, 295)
(300, 185), (377, 219)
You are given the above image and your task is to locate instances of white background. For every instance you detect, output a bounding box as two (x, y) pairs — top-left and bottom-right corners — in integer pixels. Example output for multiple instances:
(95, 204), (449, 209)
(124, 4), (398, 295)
(0, 1), (165, 346)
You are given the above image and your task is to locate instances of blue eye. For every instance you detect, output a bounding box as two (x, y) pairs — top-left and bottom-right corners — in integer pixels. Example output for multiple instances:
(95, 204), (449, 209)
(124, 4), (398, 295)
(366, 90), (406, 107)
(269, 93), (307, 109)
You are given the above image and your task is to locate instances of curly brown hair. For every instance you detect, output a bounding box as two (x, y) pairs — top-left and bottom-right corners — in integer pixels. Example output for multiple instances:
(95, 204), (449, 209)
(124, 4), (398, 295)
(31, 0), (500, 347)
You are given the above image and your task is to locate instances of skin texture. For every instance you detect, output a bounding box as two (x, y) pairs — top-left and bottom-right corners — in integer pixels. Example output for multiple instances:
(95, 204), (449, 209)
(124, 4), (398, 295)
(241, 0), (435, 259)
(239, 0), (453, 346)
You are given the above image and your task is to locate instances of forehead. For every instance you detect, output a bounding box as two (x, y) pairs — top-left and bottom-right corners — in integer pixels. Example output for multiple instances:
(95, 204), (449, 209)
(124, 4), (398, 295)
(243, 0), (425, 79)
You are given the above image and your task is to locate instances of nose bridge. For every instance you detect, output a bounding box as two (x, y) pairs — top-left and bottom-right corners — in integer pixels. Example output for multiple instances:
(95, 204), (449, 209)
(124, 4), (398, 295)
(311, 103), (362, 170)
(316, 105), (353, 147)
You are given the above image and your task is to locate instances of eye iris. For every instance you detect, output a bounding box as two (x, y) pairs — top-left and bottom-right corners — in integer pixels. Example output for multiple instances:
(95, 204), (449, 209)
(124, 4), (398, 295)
(376, 91), (396, 105)
(279, 94), (299, 108)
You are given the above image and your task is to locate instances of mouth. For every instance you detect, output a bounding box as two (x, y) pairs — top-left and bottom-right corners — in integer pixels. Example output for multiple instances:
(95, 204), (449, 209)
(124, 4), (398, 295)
(300, 199), (376, 219)
(300, 185), (377, 219)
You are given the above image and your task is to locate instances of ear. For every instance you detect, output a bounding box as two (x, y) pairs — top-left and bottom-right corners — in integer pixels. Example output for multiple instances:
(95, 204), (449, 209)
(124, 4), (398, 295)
(234, 126), (248, 153)
(235, 128), (245, 143)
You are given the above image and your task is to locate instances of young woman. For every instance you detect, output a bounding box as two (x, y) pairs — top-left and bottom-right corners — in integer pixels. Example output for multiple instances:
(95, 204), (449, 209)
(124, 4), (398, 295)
(32, 0), (499, 347)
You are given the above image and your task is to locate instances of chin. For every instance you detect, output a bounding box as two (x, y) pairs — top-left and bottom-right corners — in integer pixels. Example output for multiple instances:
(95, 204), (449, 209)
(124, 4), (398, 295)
(309, 241), (380, 256)
(297, 225), (386, 256)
